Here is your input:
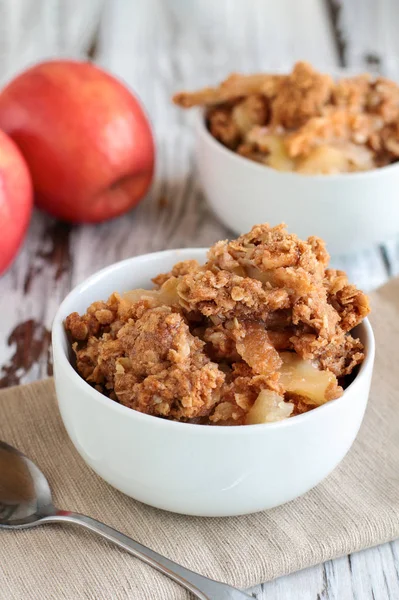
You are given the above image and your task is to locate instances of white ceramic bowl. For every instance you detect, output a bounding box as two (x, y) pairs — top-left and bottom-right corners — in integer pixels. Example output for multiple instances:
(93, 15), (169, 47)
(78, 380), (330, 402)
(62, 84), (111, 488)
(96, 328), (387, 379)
(195, 112), (399, 255)
(52, 249), (375, 517)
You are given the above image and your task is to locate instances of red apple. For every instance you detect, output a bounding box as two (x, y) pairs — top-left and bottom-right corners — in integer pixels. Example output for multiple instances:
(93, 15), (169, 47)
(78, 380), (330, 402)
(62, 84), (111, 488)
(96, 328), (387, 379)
(0, 60), (155, 223)
(0, 129), (33, 274)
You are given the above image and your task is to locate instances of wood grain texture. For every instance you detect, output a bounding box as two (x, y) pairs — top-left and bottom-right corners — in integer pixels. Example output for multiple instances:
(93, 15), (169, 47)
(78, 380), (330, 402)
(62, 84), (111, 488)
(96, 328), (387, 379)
(335, 0), (399, 278)
(0, 0), (397, 598)
(0, 0), (104, 86)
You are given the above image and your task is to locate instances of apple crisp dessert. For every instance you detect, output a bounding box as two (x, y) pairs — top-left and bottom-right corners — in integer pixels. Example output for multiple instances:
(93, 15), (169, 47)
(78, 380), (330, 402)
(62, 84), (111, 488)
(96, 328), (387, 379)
(173, 61), (399, 174)
(65, 224), (370, 425)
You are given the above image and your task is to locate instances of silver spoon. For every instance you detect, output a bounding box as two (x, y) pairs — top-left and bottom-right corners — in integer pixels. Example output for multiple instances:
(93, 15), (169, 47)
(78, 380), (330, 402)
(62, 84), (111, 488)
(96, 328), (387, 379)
(0, 441), (255, 600)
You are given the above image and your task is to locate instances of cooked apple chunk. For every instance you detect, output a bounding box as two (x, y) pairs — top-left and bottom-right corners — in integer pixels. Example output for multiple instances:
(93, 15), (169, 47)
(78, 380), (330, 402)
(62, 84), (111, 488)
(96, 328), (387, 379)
(124, 277), (179, 307)
(279, 352), (342, 405)
(246, 389), (294, 424)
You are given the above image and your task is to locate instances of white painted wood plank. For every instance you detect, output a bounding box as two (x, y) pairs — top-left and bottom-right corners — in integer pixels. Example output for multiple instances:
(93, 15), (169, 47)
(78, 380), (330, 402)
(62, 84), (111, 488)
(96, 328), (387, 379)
(0, 0), (103, 86)
(323, 556), (354, 599)
(258, 563), (325, 599)
(255, 543), (399, 600)
(348, 543), (399, 600)
(382, 239), (399, 279)
(330, 248), (389, 292)
(338, 0), (399, 76)
(390, 539), (399, 578)
(0, 211), (71, 386)
(337, 0), (399, 281)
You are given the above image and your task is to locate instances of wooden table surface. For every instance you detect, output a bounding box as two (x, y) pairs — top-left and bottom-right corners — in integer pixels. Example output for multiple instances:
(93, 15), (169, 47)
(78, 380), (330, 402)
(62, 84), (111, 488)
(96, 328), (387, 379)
(1, 1), (398, 598)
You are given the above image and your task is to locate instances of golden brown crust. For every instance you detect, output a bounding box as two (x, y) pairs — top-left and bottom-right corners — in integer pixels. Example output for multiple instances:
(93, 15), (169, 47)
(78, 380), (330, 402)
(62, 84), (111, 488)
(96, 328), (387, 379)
(73, 305), (226, 420)
(152, 260), (201, 288)
(206, 223), (328, 277)
(235, 321), (282, 375)
(173, 62), (399, 173)
(290, 330), (364, 377)
(65, 223), (370, 425)
(204, 223), (343, 342)
(285, 109), (381, 158)
(172, 73), (279, 108)
(231, 94), (268, 135)
(177, 268), (290, 321)
(367, 77), (399, 122)
(268, 62), (333, 129)
(200, 321), (241, 363)
(207, 106), (241, 149)
(324, 269), (371, 331)
(332, 74), (371, 112)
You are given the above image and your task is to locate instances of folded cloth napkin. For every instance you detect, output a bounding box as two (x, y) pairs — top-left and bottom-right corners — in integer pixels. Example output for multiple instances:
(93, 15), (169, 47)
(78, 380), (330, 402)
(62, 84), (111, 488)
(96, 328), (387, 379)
(0, 278), (398, 600)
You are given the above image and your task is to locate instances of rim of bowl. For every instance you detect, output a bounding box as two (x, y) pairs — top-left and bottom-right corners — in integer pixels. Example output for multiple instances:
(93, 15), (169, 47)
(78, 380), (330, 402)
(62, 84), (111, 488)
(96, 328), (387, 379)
(52, 249), (375, 435)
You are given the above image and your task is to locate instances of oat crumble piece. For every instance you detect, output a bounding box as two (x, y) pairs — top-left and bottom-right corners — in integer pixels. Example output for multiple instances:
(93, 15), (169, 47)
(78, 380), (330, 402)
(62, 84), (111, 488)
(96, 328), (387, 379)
(114, 308), (224, 419)
(177, 268), (290, 321)
(152, 260), (201, 288)
(231, 94), (268, 136)
(207, 106), (241, 149)
(332, 74), (371, 112)
(324, 269), (370, 331)
(268, 61), (334, 129)
(285, 109), (381, 158)
(367, 77), (399, 123)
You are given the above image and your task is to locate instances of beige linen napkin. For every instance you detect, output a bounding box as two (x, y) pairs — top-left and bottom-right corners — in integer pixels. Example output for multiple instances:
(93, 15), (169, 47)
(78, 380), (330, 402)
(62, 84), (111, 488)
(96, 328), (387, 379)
(0, 279), (399, 600)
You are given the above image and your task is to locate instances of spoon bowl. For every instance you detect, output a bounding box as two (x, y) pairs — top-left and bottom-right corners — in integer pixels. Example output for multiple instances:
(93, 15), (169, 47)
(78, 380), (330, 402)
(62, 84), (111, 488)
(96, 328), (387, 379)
(0, 440), (254, 600)
(0, 442), (55, 527)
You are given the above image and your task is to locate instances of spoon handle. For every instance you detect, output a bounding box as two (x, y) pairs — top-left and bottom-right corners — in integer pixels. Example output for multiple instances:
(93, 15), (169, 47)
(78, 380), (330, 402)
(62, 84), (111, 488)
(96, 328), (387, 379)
(43, 511), (253, 600)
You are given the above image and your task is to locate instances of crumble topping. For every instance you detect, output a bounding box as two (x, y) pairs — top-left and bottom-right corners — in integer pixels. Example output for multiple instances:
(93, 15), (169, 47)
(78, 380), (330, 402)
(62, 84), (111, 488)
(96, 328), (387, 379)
(65, 223), (370, 425)
(173, 61), (399, 173)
